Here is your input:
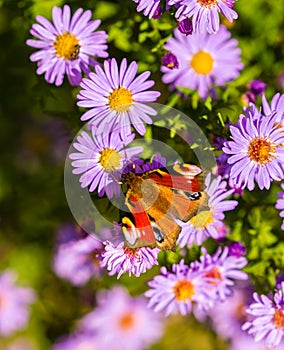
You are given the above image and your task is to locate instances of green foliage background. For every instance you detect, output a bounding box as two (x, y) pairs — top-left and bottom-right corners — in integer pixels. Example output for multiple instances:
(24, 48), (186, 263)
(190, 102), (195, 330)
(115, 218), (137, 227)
(0, 0), (283, 349)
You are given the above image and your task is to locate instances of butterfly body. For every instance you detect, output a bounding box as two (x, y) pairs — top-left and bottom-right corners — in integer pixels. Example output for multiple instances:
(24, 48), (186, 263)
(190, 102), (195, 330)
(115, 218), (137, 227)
(121, 164), (208, 250)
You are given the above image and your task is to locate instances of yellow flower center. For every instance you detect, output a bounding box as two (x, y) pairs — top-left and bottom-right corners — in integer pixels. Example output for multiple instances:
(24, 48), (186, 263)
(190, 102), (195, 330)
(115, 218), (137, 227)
(190, 51), (214, 75)
(247, 137), (276, 165)
(197, 0), (218, 8)
(273, 309), (284, 329)
(189, 210), (214, 230)
(118, 313), (135, 330)
(99, 148), (121, 171)
(108, 87), (134, 113)
(54, 32), (80, 61)
(173, 279), (195, 302)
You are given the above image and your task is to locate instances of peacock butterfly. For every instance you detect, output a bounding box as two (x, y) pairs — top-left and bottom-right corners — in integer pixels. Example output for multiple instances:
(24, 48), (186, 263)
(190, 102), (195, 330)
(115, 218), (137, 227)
(120, 163), (208, 250)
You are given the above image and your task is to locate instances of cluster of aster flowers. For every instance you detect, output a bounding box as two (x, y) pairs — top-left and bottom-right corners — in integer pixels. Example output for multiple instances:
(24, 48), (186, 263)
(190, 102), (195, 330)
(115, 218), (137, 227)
(53, 222), (160, 282)
(161, 25), (243, 99)
(133, 0), (238, 35)
(222, 92), (284, 192)
(26, 3), (244, 101)
(145, 246), (248, 316)
(24, 2), (284, 350)
(242, 282), (284, 348)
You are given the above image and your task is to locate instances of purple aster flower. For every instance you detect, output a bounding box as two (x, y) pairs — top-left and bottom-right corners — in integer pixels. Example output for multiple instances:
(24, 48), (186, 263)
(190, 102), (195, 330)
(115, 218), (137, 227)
(170, 0), (238, 34)
(69, 125), (143, 198)
(177, 174), (238, 247)
(177, 18), (193, 35)
(152, 4), (164, 18)
(77, 58), (161, 135)
(276, 183), (284, 231)
(145, 260), (214, 316)
(248, 79), (267, 96)
(101, 240), (159, 279)
(26, 4), (108, 86)
(162, 53), (179, 69)
(133, 0), (162, 18)
(262, 92), (284, 124)
(161, 26), (243, 99)
(80, 286), (164, 350)
(53, 334), (98, 350)
(223, 106), (284, 191)
(0, 270), (36, 336)
(242, 282), (284, 348)
(53, 235), (104, 286)
(212, 136), (226, 151)
(228, 241), (247, 258)
(133, 0), (169, 18)
(124, 153), (166, 174)
(193, 247), (248, 301)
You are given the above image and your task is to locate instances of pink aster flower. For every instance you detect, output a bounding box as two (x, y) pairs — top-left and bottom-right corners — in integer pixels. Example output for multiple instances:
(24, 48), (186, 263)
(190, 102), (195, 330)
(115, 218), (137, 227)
(276, 183), (284, 231)
(69, 125), (143, 198)
(223, 106), (284, 191)
(26, 4), (108, 86)
(193, 246), (248, 301)
(77, 58), (161, 135)
(53, 235), (104, 286)
(177, 174), (238, 247)
(161, 26), (243, 99)
(169, 0), (238, 34)
(80, 286), (164, 350)
(101, 240), (159, 278)
(242, 282), (284, 348)
(0, 270), (36, 336)
(145, 260), (214, 316)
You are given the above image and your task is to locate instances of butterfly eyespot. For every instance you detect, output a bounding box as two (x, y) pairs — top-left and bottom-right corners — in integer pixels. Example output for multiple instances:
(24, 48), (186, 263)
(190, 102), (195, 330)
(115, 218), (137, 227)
(188, 192), (201, 200)
(154, 230), (164, 243)
(152, 222), (164, 243)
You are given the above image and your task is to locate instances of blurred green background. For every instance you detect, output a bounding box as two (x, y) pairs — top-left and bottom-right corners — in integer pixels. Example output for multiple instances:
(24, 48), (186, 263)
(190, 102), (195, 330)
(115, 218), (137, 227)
(0, 0), (283, 349)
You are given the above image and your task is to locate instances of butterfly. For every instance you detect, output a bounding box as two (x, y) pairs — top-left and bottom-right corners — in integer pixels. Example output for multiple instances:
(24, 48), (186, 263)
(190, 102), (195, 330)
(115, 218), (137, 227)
(121, 163), (208, 250)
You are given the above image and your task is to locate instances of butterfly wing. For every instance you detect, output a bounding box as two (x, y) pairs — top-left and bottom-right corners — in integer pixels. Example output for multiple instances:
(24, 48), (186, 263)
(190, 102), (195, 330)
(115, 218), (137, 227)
(122, 194), (156, 249)
(121, 163), (208, 250)
(146, 164), (207, 221)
